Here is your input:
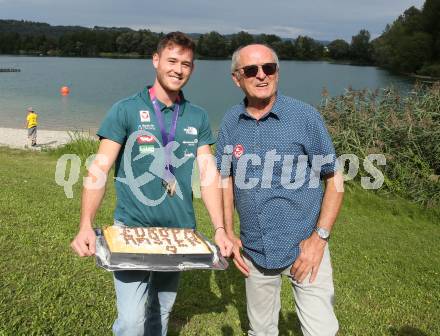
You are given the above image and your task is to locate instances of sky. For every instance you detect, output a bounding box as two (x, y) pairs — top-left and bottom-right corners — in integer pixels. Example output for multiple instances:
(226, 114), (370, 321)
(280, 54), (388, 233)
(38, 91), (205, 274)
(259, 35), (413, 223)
(0, 0), (425, 41)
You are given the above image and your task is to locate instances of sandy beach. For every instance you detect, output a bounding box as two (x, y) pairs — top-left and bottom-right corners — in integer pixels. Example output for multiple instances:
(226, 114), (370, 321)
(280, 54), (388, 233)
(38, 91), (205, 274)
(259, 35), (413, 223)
(0, 127), (92, 149)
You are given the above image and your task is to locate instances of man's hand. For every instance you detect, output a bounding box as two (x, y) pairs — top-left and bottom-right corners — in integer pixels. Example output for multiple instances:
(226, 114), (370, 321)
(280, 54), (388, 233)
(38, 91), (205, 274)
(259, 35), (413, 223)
(214, 228), (234, 257)
(290, 232), (326, 283)
(71, 227), (96, 257)
(227, 233), (250, 277)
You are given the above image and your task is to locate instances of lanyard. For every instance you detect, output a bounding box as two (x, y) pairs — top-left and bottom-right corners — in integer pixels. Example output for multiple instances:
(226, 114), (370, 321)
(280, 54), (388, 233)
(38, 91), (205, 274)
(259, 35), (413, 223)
(148, 87), (181, 181)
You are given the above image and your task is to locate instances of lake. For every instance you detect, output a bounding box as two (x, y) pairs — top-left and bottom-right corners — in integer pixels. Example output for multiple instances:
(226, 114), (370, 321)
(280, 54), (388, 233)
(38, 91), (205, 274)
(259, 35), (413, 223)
(0, 55), (413, 131)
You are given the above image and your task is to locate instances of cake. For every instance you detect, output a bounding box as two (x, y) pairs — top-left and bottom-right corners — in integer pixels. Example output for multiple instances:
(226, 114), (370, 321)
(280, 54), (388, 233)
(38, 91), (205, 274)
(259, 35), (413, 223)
(102, 226), (214, 266)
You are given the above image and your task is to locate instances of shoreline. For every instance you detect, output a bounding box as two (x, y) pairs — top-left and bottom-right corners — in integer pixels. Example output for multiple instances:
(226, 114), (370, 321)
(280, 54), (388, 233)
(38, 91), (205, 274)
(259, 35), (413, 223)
(407, 73), (440, 82)
(0, 127), (95, 150)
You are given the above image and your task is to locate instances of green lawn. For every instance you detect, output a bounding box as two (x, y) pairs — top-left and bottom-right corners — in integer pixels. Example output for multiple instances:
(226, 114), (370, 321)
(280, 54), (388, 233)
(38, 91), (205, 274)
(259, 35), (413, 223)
(0, 147), (439, 335)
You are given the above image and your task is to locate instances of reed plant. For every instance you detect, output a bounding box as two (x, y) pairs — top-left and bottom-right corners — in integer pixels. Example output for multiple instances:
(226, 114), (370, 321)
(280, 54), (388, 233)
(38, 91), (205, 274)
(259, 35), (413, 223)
(320, 82), (440, 207)
(49, 130), (99, 161)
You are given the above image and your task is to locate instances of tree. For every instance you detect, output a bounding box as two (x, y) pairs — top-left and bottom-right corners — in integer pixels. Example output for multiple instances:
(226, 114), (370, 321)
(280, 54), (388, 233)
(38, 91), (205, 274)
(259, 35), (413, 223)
(59, 33), (76, 56)
(229, 31), (254, 54)
(399, 6), (423, 34)
(138, 30), (159, 56)
(272, 40), (295, 59)
(350, 29), (372, 63)
(255, 34), (282, 47)
(196, 31), (228, 58)
(421, 0), (440, 59)
(394, 32), (432, 72)
(116, 32), (132, 53)
(0, 32), (20, 53)
(327, 39), (350, 60)
(422, 0), (440, 36)
(435, 31), (440, 59)
(95, 31), (117, 53)
(372, 0), (439, 75)
(294, 35), (324, 60)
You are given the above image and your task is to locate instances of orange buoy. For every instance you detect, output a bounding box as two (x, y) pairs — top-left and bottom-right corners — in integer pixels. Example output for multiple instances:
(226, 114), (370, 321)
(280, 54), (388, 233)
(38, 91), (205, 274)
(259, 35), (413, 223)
(60, 86), (70, 96)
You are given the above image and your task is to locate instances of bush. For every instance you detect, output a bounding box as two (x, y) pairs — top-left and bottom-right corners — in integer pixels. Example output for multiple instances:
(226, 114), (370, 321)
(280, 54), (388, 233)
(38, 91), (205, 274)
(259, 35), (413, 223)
(417, 63), (440, 78)
(319, 82), (440, 207)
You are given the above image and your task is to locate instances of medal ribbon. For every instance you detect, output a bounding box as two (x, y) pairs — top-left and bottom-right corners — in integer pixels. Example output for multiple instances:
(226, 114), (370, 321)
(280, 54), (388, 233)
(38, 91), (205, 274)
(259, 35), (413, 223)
(148, 87), (181, 182)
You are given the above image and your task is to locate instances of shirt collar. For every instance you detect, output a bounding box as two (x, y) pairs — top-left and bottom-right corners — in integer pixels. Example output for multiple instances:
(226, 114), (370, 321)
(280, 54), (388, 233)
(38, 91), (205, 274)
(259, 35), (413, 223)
(238, 92), (282, 121)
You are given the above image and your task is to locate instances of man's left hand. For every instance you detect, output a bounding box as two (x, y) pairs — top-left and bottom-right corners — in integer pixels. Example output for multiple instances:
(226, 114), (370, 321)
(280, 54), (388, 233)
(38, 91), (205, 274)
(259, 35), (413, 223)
(214, 229), (234, 257)
(290, 232), (326, 283)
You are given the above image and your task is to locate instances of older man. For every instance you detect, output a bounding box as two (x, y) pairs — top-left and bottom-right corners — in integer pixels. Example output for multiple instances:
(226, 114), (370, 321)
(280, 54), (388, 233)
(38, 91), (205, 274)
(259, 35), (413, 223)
(216, 44), (344, 336)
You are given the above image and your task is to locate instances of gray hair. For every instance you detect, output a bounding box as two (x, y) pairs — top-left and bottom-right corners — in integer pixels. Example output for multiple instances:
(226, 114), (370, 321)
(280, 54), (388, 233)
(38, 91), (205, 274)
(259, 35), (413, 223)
(230, 44), (280, 74)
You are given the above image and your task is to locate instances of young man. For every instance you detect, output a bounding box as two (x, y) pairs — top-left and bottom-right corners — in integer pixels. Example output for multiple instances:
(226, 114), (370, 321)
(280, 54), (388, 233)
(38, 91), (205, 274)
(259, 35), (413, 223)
(25, 107), (38, 147)
(71, 32), (232, 336)
(216, 44), (344, 336)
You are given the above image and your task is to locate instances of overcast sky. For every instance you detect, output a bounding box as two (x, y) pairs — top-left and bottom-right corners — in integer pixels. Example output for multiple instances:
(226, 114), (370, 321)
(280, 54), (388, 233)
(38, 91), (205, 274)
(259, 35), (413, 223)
(1, 0), (425, 41)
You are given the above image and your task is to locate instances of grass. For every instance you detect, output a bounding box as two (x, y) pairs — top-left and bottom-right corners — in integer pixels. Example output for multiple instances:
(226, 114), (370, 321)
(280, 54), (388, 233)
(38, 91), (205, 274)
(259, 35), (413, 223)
(0, 146), (439, 335)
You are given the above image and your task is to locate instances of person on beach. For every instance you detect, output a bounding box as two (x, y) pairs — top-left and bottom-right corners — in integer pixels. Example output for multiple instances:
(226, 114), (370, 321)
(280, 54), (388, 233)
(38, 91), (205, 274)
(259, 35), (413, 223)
(216, 44), (344, 336)
(70, 32), (233, 336)
(25, 107), (38, 147)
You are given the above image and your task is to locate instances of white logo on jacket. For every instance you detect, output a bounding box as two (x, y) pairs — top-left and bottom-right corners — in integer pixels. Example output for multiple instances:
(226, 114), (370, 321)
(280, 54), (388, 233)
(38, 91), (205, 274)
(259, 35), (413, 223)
(184, 126), (197, 135)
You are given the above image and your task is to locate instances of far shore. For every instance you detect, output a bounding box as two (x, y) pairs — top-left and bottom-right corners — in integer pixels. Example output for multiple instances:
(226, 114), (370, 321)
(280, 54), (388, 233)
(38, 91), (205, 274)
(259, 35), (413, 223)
(0, 127), (96, 150)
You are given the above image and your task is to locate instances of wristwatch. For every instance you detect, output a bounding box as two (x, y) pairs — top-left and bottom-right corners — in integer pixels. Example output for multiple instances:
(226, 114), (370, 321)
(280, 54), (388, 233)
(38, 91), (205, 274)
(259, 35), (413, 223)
(314, 227), (330, 241)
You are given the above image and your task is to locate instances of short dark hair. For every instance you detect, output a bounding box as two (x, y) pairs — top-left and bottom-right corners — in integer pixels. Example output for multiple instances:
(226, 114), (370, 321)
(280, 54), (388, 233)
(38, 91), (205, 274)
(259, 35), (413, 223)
(156, 32), (196, 55)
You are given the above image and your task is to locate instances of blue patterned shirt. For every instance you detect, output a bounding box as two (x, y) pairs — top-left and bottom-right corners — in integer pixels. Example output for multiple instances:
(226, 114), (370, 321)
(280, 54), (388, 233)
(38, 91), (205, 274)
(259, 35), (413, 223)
(215, 93), (337, 269)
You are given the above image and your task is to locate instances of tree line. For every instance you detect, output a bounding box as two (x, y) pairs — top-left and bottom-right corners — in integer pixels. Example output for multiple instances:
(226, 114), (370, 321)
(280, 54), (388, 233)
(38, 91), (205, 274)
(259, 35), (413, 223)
(0, 0), (438, 76)
(372, 0), (440, 77)
(0, 22), (371, 63)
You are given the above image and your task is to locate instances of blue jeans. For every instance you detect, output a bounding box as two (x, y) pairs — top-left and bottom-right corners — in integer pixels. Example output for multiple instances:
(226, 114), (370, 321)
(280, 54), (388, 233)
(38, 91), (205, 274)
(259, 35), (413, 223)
(112, 270), (181, 336)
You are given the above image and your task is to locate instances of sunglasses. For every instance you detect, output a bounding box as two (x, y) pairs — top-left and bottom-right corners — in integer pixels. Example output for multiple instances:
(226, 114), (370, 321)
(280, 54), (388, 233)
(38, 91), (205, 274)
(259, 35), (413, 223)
(236, 63), (278, 78)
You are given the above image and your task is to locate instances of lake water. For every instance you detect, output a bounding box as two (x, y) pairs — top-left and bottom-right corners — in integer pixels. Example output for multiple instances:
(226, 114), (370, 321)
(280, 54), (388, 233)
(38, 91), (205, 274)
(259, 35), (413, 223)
(0, 55), (413, 131)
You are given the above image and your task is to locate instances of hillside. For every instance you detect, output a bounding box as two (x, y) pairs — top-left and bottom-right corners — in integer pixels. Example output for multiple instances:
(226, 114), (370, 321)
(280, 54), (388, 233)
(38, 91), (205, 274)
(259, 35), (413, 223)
(0, 19), (132, 37)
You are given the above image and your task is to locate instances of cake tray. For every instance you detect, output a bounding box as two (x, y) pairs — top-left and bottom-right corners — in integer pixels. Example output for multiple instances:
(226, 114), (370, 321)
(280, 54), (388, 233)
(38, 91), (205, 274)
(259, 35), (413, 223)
(94, 228), (229, 271)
